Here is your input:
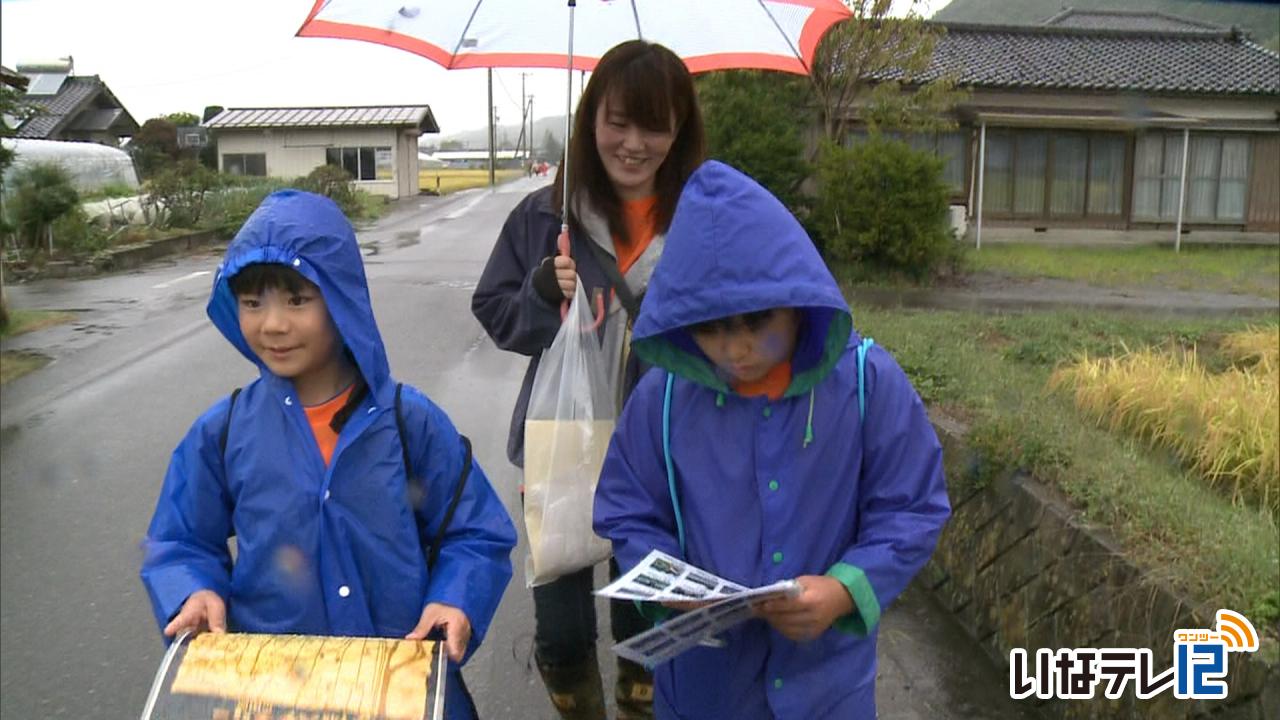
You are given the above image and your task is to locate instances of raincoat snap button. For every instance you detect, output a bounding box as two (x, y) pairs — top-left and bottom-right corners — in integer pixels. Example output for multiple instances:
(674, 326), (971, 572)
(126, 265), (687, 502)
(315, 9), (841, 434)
(292, 259), (301, 267)
(323, 490), (331, 500)
(768, 480), (779, 492)
(762, 406), (772, 418)
(338, 585), (350, 598)
(772, 551), (783, 564)
(774, 678), (783, 689)
(284, 396), (293, 406)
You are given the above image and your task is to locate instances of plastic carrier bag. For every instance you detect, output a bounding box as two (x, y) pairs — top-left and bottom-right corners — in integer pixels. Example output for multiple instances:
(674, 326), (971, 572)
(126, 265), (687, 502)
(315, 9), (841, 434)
(523, 280), (615, 587)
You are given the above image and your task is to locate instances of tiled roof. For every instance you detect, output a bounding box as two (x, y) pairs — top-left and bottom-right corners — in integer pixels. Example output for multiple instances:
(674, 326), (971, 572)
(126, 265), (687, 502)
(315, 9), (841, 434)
(206, 106), (439, 132)
(1042, 9), (1224, 33)
(16, 76), (101, 138)
(876, 23), (1280, 96)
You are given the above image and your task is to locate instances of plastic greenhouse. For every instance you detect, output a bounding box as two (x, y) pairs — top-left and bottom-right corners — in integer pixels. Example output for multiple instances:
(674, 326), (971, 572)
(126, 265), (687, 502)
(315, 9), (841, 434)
(2, 138), (139, 193)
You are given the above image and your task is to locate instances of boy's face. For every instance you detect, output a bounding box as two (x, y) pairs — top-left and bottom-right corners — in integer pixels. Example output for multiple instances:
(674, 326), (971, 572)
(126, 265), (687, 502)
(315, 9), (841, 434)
(236, 281), (343, 384)
(689, 308), (801, 384)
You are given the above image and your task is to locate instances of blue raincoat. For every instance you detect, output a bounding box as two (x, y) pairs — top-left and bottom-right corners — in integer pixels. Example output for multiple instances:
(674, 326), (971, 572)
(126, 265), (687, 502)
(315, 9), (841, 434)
(140, 191), (517, 720)
(593, 162), (950, 719)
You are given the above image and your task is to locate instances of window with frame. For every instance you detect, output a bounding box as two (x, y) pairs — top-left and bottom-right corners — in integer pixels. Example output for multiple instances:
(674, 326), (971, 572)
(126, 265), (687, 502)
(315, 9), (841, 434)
(223, 153), (266, 177)
(1133, 133), (1250, 222)
(326, 146), (394, 181)
(982, 130), (1125, 218)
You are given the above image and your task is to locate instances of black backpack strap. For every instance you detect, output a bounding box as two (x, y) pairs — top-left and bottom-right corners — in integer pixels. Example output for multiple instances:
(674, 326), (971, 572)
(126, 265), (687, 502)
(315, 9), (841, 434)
(219, 387), (242, 457)
(395, 382), (474, 571)
(574, 220), (643, 319)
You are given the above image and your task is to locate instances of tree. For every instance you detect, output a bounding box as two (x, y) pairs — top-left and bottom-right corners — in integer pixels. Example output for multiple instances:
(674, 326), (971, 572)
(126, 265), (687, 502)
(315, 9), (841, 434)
(697, 70), (813, 212)
(0, 83), (33, 329)
(131, 118), (181, 178)
(163, 111), (200, 127)
(9, 163), (80, 253)
(439, 139), (465, 151)
(541, 129), (563, 165)
(810, 0), (964, 146)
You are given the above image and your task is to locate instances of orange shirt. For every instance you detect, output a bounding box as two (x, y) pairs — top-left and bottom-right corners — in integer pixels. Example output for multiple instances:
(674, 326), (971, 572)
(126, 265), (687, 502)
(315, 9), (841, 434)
(615, 196), (658, 275)
(303, 385), (354, 466)
(733, 360), (792, 402)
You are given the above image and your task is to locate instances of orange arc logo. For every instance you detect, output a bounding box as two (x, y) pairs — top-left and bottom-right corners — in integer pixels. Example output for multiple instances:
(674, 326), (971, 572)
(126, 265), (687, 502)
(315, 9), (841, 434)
(1216, 610), (1259, 652)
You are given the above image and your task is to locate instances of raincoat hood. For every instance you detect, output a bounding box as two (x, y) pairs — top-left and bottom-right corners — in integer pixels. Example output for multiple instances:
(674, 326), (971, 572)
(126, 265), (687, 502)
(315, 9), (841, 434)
(631, 161), (852, 397)
(207, 190), (393, 407)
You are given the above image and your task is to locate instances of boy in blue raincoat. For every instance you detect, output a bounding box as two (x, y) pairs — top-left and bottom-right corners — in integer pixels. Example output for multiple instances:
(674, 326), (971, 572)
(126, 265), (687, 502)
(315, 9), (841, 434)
(593, 162), (951, 719)
(140, 190), (517, 720)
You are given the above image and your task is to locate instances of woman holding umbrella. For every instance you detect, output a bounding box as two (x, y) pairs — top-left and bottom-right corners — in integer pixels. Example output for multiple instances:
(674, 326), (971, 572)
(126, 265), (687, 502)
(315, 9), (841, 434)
(472, 40), (705, 720)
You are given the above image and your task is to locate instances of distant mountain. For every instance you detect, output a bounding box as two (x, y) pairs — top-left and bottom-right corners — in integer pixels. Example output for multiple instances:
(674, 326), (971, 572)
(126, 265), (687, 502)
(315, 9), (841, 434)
(931, 0), (1280, 50)
(421, 115), (568, 153)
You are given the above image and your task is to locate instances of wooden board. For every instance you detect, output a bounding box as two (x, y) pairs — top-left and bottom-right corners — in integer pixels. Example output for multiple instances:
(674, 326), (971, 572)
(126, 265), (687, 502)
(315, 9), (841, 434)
(141, 632), (445, 720)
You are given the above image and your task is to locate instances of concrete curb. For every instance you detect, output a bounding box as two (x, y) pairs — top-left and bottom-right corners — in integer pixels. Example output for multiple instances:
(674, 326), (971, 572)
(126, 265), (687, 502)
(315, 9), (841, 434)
(4, 228), (228, 281)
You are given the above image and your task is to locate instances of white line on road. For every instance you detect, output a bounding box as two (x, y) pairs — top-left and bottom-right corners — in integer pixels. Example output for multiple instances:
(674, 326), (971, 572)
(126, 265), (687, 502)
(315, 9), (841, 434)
(151, 270), (211, 289)
(443, 190), (487, 221)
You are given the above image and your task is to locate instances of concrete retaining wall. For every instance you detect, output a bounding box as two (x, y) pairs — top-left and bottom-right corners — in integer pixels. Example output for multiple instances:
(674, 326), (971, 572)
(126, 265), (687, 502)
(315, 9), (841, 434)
(926, 428), (1278, 719)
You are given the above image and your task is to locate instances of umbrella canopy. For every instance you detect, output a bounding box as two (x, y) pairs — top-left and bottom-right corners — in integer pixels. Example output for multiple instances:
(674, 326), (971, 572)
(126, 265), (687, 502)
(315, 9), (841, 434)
(297, 0), (852, 75)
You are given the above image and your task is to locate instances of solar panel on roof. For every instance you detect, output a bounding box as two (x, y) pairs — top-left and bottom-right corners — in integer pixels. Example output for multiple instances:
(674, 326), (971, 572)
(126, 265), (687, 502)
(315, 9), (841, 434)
(25, 73), (67, 96)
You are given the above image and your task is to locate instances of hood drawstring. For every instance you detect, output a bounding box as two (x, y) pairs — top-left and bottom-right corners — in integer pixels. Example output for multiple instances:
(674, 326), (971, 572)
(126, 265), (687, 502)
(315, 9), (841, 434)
(803, 389), (816, 448)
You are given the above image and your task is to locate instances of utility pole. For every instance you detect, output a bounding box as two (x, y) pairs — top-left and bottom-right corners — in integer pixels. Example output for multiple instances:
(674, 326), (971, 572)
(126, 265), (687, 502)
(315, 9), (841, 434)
(528, 95), (535, 162)
(520, 72), (531, 166)
(487, 68), (496, 187)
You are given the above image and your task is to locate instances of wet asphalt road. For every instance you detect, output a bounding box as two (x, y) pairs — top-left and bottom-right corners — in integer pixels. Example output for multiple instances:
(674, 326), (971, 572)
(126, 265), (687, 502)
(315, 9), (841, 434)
(0, 176), (1039, 719)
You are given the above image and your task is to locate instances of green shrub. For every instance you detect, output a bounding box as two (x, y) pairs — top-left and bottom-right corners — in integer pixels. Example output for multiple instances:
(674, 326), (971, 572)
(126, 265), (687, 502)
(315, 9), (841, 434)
(8, 163), (80, 252)
(201, 178), (292, 233)
(147, 159), (218, 228)
(296, 164), (359, 218)
(813, 136), (953, 280)
(82, 182), (139, 201)
(51, 207), (111, 255)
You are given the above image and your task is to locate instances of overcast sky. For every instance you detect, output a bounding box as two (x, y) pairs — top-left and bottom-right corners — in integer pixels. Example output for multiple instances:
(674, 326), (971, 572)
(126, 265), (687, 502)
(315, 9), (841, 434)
(0, 0), (947, 137)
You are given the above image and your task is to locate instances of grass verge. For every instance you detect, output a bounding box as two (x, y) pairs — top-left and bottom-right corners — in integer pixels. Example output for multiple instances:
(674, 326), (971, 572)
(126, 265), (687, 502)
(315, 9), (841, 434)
(418, 168), (523, 195)
(964, 244), (1280, 299)
(848, 302), (1280, 628)
(0, 351), (51, 384)
(1, 309), (77, 338)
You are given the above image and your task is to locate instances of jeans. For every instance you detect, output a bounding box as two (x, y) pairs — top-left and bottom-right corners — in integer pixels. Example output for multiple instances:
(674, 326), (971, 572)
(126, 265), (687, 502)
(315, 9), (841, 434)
(532, 557), (650, 667)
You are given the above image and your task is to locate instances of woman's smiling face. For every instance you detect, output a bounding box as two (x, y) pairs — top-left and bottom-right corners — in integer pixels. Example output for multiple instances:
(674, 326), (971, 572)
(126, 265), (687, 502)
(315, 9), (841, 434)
(594, 93), (677, 201)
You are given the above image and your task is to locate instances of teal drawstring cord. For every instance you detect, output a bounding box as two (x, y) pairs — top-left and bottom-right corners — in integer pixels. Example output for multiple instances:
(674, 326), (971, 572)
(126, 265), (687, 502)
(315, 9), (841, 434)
(663, 373), (686, 555)
(803, 389), (815, 448)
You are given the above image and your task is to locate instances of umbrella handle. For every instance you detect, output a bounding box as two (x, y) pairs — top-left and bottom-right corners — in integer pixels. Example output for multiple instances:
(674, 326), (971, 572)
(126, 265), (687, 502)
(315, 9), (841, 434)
(557, 226), (605, 331)
(558, 227), (570, 320)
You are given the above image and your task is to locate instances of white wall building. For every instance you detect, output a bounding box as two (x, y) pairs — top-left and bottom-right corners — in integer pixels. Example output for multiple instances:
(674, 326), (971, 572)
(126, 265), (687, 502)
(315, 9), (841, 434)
(205, 106), (439, 200)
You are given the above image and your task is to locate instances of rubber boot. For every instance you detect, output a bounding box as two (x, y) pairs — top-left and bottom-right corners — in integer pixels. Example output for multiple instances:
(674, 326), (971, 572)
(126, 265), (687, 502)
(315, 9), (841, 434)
(536, 650), (607, 720)
(615, 657), (654, 720)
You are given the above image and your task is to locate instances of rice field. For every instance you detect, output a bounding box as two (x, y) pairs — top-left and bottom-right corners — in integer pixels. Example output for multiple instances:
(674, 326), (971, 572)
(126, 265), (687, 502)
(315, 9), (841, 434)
(417, 168), (523, 195)
(1050, 326), (1280, 515)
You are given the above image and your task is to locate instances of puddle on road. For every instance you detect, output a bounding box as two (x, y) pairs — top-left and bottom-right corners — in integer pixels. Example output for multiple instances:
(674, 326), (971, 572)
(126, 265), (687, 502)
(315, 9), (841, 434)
(394, 230), (421, 248)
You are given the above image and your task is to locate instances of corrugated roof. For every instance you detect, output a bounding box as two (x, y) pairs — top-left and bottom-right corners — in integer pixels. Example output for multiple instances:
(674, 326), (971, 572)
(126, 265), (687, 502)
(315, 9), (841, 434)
(1042, 9), (1225, 33)
(875, 23), (1280, 96)
(205, 105), (439, 132)
(16, 76), (101, 138)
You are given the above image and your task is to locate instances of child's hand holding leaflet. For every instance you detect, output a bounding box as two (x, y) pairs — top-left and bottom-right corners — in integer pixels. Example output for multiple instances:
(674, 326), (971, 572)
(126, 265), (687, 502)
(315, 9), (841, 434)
(597, 550), (802, 665)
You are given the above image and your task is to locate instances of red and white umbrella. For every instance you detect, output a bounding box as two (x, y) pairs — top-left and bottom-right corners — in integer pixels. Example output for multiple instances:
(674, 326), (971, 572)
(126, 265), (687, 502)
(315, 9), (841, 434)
(298, 0), (852, 75)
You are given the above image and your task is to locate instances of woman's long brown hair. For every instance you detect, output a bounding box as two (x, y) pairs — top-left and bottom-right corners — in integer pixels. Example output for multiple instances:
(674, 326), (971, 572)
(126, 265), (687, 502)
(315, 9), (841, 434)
(551, 40), (706, 244)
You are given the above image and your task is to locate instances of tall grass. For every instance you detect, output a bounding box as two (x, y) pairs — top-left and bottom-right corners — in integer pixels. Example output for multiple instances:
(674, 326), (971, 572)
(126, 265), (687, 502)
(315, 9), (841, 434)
(1050, 327), (1279, 516)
